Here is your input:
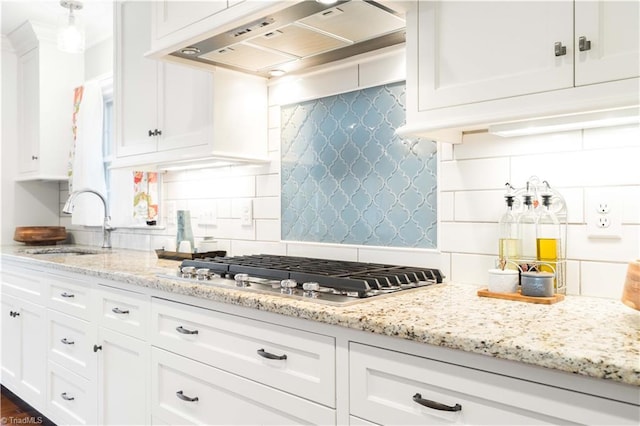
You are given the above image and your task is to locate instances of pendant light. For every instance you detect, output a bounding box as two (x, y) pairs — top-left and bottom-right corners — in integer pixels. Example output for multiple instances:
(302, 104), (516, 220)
(57, 0), (85, 54)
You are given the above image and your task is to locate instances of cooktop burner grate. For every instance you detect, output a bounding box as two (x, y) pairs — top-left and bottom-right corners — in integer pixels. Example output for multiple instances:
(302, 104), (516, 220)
(181, 254), (444, 296)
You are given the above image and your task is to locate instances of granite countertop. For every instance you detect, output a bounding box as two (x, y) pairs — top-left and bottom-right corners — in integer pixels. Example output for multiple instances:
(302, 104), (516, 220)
(2, 246), (639, 387)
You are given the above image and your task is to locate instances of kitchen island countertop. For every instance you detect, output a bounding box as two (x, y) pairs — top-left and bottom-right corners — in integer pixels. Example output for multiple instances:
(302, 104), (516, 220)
(2, 246), (639, 387)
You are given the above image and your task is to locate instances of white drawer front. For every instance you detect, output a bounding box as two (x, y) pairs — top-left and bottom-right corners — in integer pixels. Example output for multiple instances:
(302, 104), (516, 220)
(47, 361), (97, 426)
(151, 347), (335, 425)
(350, 343), (639, 426)
(97, 284), (148, 340)
(151, 298), (336, 407)
(47, 273), (93, 320)
(47, 309), (96, 380)
(1, 268), (45, 304)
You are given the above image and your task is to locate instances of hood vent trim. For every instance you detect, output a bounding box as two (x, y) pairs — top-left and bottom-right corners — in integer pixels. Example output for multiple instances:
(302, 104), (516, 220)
(170, 0), (406, 78)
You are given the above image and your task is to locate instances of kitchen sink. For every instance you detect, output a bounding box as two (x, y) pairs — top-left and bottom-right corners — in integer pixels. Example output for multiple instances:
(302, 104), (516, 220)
(21, 247), (102, 256)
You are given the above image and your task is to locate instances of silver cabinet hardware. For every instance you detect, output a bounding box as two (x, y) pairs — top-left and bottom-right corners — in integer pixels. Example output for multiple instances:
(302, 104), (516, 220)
(61, 338), (75, 345)
(61, 392), (75, 401)
(93, 344), (102, 352)
(579, 36), (592, 51)
(112, 307), (130, 314)
(554, 42), (567, 56)
(176, 325), (198, 335)
(176, 390), (199, 402)
(61, 292), (75, 298)
(413, 393), (461, 412)
(257, 348), (287, 360)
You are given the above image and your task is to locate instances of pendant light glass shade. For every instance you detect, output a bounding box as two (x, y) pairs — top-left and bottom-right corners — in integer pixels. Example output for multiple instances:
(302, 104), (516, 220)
(57, 1), (85, 53)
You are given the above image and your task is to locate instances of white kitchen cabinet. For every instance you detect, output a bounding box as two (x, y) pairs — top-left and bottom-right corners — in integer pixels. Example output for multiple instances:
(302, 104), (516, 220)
(46, 309), (97, 381)
(349, 342), (640, 425)
(0, 292), (47, 410)
(46, 360), (97, 426)
(96, 327), (150, 425)
(574, 0), (640, 86)
(151, 347), (335, 425)
(8, 21), (83, 180)
(404, 0), (640, 142)
(151, 297), (336, 407)
(417, 1), (573, 110)
(115, 1), (212, 159)
(152, 0), (228, 41)
(115, 1), (269, 168)
(94, 284), (150, 425)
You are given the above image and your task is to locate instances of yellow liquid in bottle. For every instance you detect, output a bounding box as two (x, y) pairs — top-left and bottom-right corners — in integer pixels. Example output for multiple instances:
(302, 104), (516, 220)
(499, 238), (520, 269)
(537, 238), (559, 288)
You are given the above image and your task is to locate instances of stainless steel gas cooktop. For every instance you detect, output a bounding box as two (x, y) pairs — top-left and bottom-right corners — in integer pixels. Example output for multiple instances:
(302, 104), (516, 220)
(158, 254), (444, 306)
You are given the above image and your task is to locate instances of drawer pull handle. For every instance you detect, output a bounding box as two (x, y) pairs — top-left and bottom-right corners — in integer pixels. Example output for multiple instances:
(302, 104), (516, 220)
(176, 390), (199, 402)
(257, 348), (287, 360)
(176, 326), (198, 335)
(61, 292), (75, 298)
(413, 393), (461, 412)
(61, 338), (75, 345)
(112, 307), (130, 314)
(61, 392), (75, 401)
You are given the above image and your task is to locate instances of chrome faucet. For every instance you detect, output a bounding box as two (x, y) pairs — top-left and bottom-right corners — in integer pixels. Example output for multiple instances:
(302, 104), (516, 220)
(63, 189), (114, 249)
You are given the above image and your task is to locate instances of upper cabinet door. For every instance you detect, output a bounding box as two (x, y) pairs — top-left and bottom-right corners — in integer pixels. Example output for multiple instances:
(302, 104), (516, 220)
(153, 0), (228, 40)
(156, 62), (213, 153)
(574, 0), (640, 86)
(417, 1), (574, 110)
(116, 1), (159, 158)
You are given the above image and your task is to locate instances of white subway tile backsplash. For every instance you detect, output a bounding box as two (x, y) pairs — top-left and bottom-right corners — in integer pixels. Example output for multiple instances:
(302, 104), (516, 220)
(567, 224), (639, 262)
(439, 191), (455, 222)
(255, 219), (280, 242)
(440, 222), (497, 255)
(256, 173), (280, 197)
(511, 147), (640, 187)
(580, 261), (628, 299)
(210, 218), (255, 240)
(450, 253), (496, 285)
(453, 190), (503, 222)
(285, 242), (358, 261)
(253, 197), (279, 219)
(583, 124), (640, 150)
(440, 157), (509, 191)
(231, 240), (286, 256)
(565, 260), (580, 296)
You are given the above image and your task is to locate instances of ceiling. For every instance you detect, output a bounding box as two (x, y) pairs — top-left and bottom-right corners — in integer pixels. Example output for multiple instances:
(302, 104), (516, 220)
(1, 0), (113, 46)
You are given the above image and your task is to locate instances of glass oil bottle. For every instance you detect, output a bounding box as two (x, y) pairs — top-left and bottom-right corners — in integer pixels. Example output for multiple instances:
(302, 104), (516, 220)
(517, 192), (538, 271)
(498, 191), (520, 270)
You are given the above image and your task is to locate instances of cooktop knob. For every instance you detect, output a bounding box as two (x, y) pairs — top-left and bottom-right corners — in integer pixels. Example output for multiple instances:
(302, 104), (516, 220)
(181, 266), (196, 278)
(235, 273), (250, 287)
(280, 279), (297, 295)
(195, 268), (210, 281)
(302, 282), (319, 298)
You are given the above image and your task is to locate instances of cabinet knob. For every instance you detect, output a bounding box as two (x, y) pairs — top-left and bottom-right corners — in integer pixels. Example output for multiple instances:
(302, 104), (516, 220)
(578, 36), (592, 52)
(554, 42), (567, 57)
(148, 129), (155, 137)
(93, 344), (102, 352)
(31, 155), (38, 160)
(156, 129), (162, 136)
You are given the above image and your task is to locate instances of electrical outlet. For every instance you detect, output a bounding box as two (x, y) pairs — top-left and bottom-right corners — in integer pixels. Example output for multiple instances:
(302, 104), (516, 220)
(586, 191), (622, 239)
(240, 199), (253, 226)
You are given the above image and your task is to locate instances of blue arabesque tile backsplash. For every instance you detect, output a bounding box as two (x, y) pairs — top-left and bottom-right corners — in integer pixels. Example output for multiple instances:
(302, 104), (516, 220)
(281, 82), (437, 248)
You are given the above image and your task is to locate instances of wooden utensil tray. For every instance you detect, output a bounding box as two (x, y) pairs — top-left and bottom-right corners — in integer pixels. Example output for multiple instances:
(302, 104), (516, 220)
(477, 288), (564, 304)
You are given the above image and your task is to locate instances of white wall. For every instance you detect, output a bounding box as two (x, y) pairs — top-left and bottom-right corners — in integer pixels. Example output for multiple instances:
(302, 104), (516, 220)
(63, 47), (640, 300)
(84, 37), (113, 81)
(1, 35), (61, 245)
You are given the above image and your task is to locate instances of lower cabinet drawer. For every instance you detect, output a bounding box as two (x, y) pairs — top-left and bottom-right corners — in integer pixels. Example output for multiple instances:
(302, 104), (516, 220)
(151, 298), (335, 407)
(46, 361), (97, 426)
(96, 284), (148, 340)
(349, 343), (639, 425)
(151, 347), (335, 425)
(1, 267), (45, 304)
(47, 272), (93, 321)
(47, 309), (96, 380)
